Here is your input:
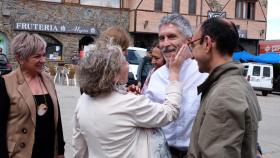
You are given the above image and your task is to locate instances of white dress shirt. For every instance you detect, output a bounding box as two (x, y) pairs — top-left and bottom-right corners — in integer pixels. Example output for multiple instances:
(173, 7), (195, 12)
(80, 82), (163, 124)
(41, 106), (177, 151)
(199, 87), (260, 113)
(144, 59), (208, 148)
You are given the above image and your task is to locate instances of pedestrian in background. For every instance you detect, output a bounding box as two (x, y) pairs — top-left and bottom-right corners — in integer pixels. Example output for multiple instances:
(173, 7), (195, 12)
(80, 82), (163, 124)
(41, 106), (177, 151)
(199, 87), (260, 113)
(188, 17), (262, 158)
(136, 47), (153, 88)
(100, 26), (131, 56)
(72, 38), (189, 158)
(0, 32), (65, 158)
(144, 14), (207, 158)
(141, 41), (165, 94)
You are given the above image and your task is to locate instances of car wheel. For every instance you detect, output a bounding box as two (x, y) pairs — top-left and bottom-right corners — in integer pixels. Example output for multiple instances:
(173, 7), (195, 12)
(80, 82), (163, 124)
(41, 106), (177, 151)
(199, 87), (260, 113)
(262, 91), (268, 96)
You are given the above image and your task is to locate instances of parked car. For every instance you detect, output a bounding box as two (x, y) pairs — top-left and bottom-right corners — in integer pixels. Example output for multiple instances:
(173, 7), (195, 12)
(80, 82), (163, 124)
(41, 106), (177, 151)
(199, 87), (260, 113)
(126, 47), (147, 85)
(242, 62), (273, 96)
(0, 54), (12, 75)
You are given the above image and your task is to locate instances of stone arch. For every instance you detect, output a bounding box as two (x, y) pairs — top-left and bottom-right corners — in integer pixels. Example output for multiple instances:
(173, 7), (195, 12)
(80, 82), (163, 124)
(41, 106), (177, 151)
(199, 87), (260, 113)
(39, 33), (63, 61)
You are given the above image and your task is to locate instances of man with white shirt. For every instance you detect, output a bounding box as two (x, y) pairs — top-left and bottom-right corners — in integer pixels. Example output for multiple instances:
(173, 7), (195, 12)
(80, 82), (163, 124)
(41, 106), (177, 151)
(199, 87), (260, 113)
(144, 14), (207, 158)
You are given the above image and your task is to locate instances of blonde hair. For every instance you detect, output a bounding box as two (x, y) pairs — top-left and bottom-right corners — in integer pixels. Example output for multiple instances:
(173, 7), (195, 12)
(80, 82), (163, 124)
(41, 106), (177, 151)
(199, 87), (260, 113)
(10, 32), (46, 62)
(100, 26), (130, 51)
(78, 39), (126, 97)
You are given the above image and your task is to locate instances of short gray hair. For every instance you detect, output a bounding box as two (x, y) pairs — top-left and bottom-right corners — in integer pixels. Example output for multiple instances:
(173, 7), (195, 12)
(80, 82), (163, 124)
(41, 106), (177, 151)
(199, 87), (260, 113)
(78, 39), (125, 97)
(10, 32), (46, 62)
(159, 14), (192, 37)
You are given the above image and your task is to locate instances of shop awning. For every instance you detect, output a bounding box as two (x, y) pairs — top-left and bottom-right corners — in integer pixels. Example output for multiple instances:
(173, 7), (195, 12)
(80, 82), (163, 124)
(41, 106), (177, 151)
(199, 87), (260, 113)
(232, 51), (256, 62)
(255, 52), (280, 64)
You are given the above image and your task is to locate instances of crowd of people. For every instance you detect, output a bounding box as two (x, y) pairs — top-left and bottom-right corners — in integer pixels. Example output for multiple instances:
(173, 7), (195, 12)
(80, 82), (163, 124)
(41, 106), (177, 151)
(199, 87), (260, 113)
(0, 14), (263, 158)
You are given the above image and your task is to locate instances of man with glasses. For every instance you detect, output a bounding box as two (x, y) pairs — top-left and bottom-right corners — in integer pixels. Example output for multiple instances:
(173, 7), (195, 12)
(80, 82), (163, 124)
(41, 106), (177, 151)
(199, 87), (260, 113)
(144, 14), (207, 158)
(187, 17), (262, 158)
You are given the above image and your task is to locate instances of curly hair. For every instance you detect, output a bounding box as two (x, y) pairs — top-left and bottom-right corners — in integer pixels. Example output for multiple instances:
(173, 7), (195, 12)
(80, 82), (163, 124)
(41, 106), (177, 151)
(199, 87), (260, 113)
(78, 39), (125, 97)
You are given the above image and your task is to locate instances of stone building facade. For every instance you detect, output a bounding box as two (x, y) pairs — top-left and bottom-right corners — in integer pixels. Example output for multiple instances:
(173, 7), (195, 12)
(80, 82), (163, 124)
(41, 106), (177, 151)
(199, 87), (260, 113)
(124, 0), (267, 54)
(0, 0), (268, 61)
(0, 0), (129, 63)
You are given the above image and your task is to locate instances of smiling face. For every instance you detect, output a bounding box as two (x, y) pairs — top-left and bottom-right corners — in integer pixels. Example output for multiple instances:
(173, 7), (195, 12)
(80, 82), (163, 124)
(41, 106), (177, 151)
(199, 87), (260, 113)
(21, 49), (46, 74)
(190, 27), (210, 73)
(158, 24), (189, 65)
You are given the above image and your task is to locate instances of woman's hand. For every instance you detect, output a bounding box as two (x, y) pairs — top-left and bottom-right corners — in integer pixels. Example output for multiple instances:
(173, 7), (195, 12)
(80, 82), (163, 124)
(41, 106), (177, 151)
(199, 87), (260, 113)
(168, 44), (192, 81)
(127, 84), (141, 95)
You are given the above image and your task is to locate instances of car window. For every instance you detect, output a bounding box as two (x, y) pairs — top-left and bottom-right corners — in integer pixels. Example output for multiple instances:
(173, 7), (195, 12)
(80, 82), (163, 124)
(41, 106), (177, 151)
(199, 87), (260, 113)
(126, 49), (146, 65)
(243, 65), (248, 76)
(252, 66), (260, 76)
(263, 67), (271, 77)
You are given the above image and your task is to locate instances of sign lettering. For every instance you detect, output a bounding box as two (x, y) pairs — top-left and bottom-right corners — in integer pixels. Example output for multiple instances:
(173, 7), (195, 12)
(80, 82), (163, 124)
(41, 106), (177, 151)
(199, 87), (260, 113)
(14, 22), (97, 35)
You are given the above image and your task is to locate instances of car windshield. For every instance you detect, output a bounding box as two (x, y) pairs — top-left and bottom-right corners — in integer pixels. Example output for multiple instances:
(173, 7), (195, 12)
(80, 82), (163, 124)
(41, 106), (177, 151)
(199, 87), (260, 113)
(126, 49), (146, 65)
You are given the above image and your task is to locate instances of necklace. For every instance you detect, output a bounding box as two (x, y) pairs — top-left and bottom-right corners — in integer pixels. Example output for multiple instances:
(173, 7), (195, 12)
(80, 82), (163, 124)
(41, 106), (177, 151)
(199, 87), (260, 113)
(35, 77), (48, 116)
(21, 68), (48, 116)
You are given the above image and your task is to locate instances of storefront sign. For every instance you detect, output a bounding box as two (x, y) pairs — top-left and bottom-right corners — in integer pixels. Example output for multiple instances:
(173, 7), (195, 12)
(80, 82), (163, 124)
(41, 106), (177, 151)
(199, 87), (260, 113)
(208, 11), (226, 18)
(14, 22), (97, 35)
(259, 41), (280, 54)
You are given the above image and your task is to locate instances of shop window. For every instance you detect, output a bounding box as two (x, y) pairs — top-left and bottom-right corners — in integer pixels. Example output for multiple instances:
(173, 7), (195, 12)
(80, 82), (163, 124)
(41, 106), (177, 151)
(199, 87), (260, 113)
(80, 0), (120, 8)
(172, 0), (180, 13)
(189, 0), (196, 15)
(236, 0), (256, 20)
(40, 34), (63, 61)
(155, 0), (163, 11)
(0, 32), (9, 55)
(38, 0), (62, 2)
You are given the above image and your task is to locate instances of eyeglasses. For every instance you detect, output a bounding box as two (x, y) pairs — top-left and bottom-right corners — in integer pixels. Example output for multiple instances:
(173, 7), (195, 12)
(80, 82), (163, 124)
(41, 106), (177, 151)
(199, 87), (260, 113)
(188, 37), (203, 50)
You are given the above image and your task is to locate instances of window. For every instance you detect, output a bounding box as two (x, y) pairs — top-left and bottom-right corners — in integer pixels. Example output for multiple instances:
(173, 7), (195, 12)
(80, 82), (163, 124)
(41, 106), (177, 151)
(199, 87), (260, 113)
(189, 0), (196, 15)
(38, 0), (62, 2)
(155, 0), (163, 11)
(80, 0), (120, 8)
(243, 65), (249, 76)
(253, 66), (260, 76)
(172, 0), (180, 13)
(263, 67), (271, 77)
(236, 0), (256, 19)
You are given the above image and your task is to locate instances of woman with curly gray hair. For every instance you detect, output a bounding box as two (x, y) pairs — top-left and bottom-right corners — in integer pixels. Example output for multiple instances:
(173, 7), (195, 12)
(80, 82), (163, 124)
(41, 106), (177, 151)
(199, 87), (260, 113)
(72, 39), (191, 158)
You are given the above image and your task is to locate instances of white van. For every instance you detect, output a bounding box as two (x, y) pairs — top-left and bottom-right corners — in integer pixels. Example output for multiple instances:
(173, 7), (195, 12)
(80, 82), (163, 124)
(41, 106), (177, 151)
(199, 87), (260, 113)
(242, 62), (273, 96)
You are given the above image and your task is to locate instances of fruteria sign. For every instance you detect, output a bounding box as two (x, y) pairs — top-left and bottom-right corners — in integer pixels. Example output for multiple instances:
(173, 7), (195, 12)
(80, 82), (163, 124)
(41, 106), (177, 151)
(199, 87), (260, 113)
(14, 22), (97, 35)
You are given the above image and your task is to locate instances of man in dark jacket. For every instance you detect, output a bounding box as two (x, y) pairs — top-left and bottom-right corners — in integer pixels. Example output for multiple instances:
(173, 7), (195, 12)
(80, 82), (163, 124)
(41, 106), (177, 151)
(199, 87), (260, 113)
(188, 17), (262, 158)
(137, 50), (153, 88)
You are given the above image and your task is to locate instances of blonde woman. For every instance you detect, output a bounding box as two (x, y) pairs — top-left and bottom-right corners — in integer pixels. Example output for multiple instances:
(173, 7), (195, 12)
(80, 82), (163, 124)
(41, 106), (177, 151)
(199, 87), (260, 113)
(0, 32), (65, 158)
